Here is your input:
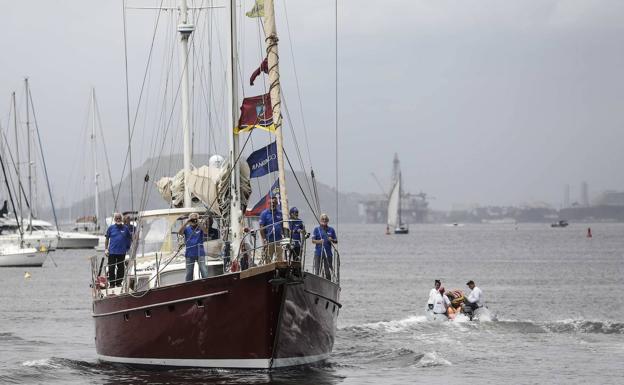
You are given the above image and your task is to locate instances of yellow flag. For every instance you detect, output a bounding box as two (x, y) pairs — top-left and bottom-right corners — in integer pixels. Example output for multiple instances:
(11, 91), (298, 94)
(246, 0), (265, 18)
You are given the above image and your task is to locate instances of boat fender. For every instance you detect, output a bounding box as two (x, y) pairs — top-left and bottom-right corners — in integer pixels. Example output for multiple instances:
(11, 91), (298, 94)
(96, 276), (107, 289)
(230, 259), (240, 272)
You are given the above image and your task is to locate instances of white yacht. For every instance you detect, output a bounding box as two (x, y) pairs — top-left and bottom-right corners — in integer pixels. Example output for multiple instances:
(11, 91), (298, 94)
(1, 218), (98, 249)
(0, 244), (46, 267)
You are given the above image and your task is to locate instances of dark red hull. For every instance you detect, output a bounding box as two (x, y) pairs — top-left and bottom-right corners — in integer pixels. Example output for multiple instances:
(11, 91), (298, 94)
(93, 264), (340, 368)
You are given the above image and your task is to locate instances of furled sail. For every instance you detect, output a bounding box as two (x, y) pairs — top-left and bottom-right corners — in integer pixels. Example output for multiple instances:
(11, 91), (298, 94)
(387, 179), (400, 228)
(157, 159), (252, 217)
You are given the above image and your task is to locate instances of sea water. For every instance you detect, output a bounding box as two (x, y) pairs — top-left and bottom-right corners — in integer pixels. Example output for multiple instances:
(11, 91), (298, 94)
(1, 223), (622, 384)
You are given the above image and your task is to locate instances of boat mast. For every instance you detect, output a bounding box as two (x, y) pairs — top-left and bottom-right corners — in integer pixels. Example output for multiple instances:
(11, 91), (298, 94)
(398, 171), (402, 226)
(25, 78), (33, 233)
(178, 0), (194, 208)
(12, 92), (23, 225)
(91, 88), (100, 230)
(227, 0), (242, 257)
(264, 0), (290, 227)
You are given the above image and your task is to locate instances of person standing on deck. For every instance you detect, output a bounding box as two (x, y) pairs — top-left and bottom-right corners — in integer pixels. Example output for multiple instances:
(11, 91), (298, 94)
(178, 213), (209, 281)
(427, 279), (441, 310)
(288, 207), (305, 261)
(464, 280), (484, 312)
(259, 195), (283, 264)
(123, 214), (135, 254)
(311, 213), (338, 280)
(104, 213), (132, 288)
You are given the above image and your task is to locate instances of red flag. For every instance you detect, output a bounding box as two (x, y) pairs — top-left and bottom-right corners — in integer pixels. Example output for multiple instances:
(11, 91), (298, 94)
(235, 93), (275, 133)
(250, 58), (268, 86)
(245, 180), (280, 217)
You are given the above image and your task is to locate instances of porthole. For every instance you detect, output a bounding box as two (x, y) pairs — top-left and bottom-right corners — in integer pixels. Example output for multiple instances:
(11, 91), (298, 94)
(314, 297), (319, 305)
(168, 305), (175, 312)
(325, 301), (329, 310)
(123, 313), (129, 321)
(196, 299), (204, 308)
(145, 309), (152, 318)
(332, 305), (336, 313)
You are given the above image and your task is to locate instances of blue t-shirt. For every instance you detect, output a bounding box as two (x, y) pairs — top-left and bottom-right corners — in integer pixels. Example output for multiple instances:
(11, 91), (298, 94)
(289, 219), (304, 244)
(312, 225), (337, 257)
(184, 226), (206, 257)
(106, 224), (132, 255)
(125, 224), (136, 251)
(259, 208), (283, 243)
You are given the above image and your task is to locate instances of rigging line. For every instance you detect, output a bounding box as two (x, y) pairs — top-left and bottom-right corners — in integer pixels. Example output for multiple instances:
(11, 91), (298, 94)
(0, 151), (24, 243)
(115, 0), (165, 212)
(28, 90), (60, 236)
(93, 92), (118, 212)
(335, 0), (339, 227)
(280, 92), (317, 212)
(282, 0), (314, 168)
(122, 0), (135, 212)
(282, 148), (323, 227)
(0, 122), (32, 212)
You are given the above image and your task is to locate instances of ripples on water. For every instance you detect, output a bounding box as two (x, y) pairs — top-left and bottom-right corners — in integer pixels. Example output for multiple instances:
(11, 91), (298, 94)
(1, 223), (623, 384)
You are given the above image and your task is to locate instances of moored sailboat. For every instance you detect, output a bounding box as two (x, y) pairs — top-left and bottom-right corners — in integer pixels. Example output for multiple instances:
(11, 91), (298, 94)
(91, 0), (341, 368)
(387, 154), (408, 234)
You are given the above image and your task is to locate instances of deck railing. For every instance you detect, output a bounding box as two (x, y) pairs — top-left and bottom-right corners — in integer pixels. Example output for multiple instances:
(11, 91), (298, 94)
(90, 219), (340, 297)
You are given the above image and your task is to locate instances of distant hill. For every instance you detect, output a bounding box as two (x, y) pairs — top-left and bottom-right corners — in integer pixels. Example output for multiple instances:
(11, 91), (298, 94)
(49, 153), (362, 226)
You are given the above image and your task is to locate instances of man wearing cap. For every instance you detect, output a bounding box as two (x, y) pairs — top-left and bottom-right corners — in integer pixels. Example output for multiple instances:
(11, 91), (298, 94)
(288, 207), (305, 261)
(178, 212), (209, 281)
(259, 196), (283, 264)
(427, 279), (441, 310)
(104, 212), (132, 288)
(311, 213), (337, 279)
(464, 280), (484, 312)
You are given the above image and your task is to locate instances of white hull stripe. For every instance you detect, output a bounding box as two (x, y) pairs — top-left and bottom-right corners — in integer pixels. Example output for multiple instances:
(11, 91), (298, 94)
(97, 353), (329, 368)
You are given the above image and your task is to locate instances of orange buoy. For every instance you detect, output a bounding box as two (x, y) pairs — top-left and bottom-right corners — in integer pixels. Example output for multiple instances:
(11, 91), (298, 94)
(587, 227), (592, 238)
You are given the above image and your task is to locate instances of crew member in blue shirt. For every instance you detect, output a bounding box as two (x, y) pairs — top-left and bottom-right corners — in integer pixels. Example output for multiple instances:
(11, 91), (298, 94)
(311, 213), (337, 279)
(288, 207), (305, 261)
(259, 195), (283, 264)
(104, 212), (132, 288)
(177, 212), (209, 281)
(123, 214), (136, 253)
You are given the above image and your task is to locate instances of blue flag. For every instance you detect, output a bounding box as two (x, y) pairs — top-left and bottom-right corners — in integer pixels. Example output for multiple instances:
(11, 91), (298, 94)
(247, 141), (278, 178)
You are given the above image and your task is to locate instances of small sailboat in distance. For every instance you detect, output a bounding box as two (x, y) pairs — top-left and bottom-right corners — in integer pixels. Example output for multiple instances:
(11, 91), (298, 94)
(387, 154), (408, 234)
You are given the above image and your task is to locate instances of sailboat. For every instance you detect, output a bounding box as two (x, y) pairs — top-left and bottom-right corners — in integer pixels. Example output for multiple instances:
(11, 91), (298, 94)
(0, 107), (46, 267)
(90, 0), (340, 368)
(387, 155), (408, 234)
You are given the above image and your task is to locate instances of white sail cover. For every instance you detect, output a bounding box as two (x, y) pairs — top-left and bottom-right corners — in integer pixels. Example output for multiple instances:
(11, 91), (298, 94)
(387, 179), (400, 228)
(156, 161), (251, 217)
(187, 165), (221, 215)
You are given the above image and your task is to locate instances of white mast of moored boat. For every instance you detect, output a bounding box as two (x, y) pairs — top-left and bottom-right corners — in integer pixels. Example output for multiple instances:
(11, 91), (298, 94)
(12, 92), (23, 226)
(264, 0), (290, 229)
(25, 78), (33, 233)
(178, 0), (194, 208)
(91, 88), (100, 229)
(227, 0), (242, 257)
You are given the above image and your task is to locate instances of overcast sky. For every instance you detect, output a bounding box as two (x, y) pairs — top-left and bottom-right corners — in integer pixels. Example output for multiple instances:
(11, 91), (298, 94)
(1, 0), (622, 211)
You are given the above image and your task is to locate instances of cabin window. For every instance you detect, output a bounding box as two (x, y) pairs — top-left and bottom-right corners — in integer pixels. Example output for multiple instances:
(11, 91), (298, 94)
(315, 297), (319, 305)
(144, 309), (152, 318)
(123, 314), (130, 321)
(325, 301), (329, 310)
